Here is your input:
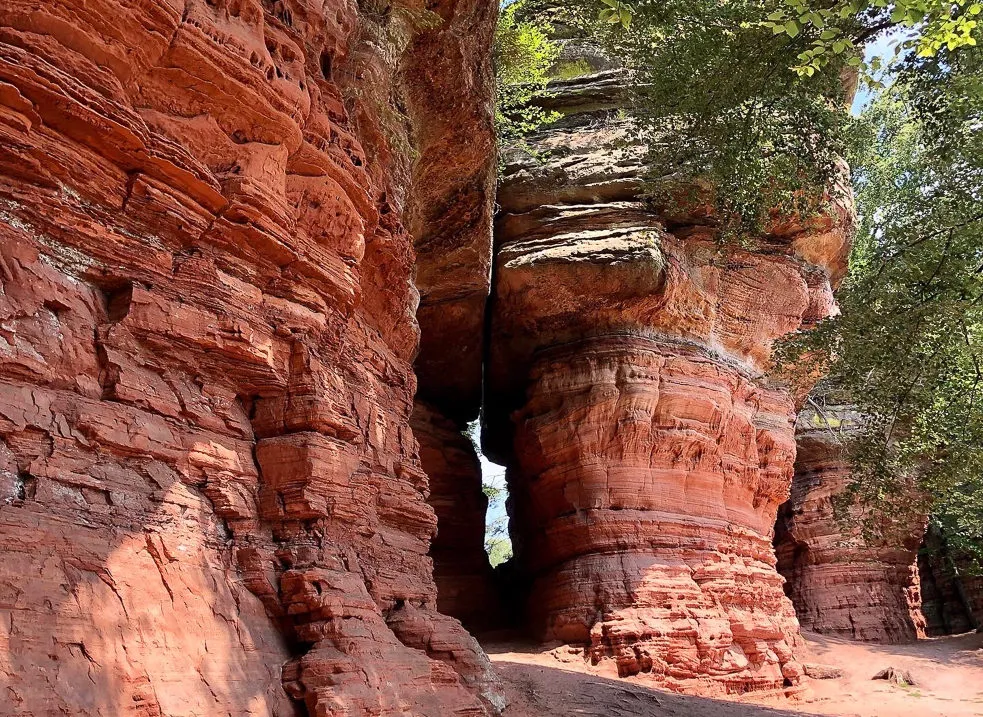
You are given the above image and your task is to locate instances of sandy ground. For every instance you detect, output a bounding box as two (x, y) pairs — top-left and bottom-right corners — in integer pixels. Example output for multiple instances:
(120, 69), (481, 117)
(485, 630), (983, 717)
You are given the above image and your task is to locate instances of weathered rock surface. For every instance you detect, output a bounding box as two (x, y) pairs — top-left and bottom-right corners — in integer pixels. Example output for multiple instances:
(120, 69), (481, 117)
(400, 0), (500, 634)
(405, 0), (497, 420)
(775, 402), (927, 644)
(487, 68), (853, 694)
(0, 0), (500, 713)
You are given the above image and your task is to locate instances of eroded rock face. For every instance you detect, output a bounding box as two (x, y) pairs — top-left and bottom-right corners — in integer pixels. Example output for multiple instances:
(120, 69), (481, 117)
(511, 337), (803, 692)
(775, 403), (927, 644)
(405, 0), (496, 420)
(0, 0), (499, 713)
(401, 0), (501, 634)
(487, 69), (853, 694)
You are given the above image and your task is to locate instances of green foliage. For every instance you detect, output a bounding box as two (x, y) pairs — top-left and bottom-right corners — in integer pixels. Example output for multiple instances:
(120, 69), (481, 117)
(466, 421), (514, 567)
(551, 58), (594, 79)
(573, 0), (983, 233)
(783, 44), (983, 563)
(607, 0), (851, 234)
(482, 481), (513, 567)
(763, 0), (983, 76)
(495, 0), (562, 142)
(485, 535), (514, 567)
(598, 0), (634, 28)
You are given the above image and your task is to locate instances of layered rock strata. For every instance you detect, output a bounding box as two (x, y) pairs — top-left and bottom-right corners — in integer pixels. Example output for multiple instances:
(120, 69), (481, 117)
(0, 0), (499, 713)
(775, 402), (927, 643)
(487, 67), (853, 694)
(401, 0), (501, 630)
(405, 0), (496, 419)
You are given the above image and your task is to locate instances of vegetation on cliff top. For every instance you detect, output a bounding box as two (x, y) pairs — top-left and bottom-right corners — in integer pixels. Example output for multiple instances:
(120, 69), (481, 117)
(813, 46), (983, 567)
(493, 0), (983, 567)
(494, 0), (560, 142)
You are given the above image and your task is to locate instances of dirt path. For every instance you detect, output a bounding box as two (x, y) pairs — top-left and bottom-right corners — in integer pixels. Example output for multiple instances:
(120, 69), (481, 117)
(486, 631), (983, 717)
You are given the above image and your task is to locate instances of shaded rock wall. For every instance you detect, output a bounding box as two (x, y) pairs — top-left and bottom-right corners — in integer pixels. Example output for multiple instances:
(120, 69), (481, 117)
(775, 403), (927, 644)
(412, 402), (501, 631)
(919, 525), (983, 636)
(486, 68), (853, 695)
(401, 0), (501, 632)
(405, 0), (496, 420)
(0, 0), (499, 713)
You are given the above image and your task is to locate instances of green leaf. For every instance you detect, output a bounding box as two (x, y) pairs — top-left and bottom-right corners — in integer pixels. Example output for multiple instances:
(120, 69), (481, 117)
(785, 19), (800, 37)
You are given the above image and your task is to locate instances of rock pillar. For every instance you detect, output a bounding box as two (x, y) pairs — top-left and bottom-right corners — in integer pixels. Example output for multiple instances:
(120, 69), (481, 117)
(0, 0), (500, 712)
(512, 337), (802, 691)
(486, 65), (853, 694)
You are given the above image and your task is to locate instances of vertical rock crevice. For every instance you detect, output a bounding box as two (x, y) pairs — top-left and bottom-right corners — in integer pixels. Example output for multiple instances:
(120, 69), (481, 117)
(401, 0), (504, 636)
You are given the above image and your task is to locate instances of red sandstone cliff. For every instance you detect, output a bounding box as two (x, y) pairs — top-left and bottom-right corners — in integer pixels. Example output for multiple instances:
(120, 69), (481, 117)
(775, 401), (928, 644)
(0, 0), (501, 713)
(402, 0), (502, 634)
(485, 66), (853, 695)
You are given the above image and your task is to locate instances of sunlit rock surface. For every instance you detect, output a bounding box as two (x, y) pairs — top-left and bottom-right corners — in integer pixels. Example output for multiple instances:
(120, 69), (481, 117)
(0, 0), (500, 713)
(486, 66), (853, 695)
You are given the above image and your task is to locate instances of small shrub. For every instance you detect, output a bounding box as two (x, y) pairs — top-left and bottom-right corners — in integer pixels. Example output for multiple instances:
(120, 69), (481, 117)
(494, 0), (561, 142)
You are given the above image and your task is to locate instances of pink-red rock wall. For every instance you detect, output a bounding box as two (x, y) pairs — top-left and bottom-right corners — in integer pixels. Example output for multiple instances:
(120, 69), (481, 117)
(511, 337), (804, 693)
(0, 0), (499, 714)
(487, 68), (853, 695)
(404, 0), (497, 420)
(400, 0), (500, 632)
(775, 404), (927, 644)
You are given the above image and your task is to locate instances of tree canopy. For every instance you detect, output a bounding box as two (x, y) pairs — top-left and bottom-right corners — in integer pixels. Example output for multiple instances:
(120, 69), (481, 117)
(493, 0), (560, 143)
(809, 45), (983, 566)
(495, 0), (983, 567)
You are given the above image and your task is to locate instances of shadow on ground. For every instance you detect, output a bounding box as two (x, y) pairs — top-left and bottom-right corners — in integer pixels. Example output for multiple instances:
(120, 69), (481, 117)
(494, 660), (827, 717)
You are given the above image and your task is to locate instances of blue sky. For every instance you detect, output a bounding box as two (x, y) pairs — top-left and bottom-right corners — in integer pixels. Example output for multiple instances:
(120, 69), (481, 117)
(853, 29), (907, 114)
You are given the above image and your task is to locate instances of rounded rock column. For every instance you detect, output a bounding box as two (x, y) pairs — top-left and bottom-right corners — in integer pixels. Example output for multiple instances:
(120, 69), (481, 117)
(510, 336), (802, 693)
